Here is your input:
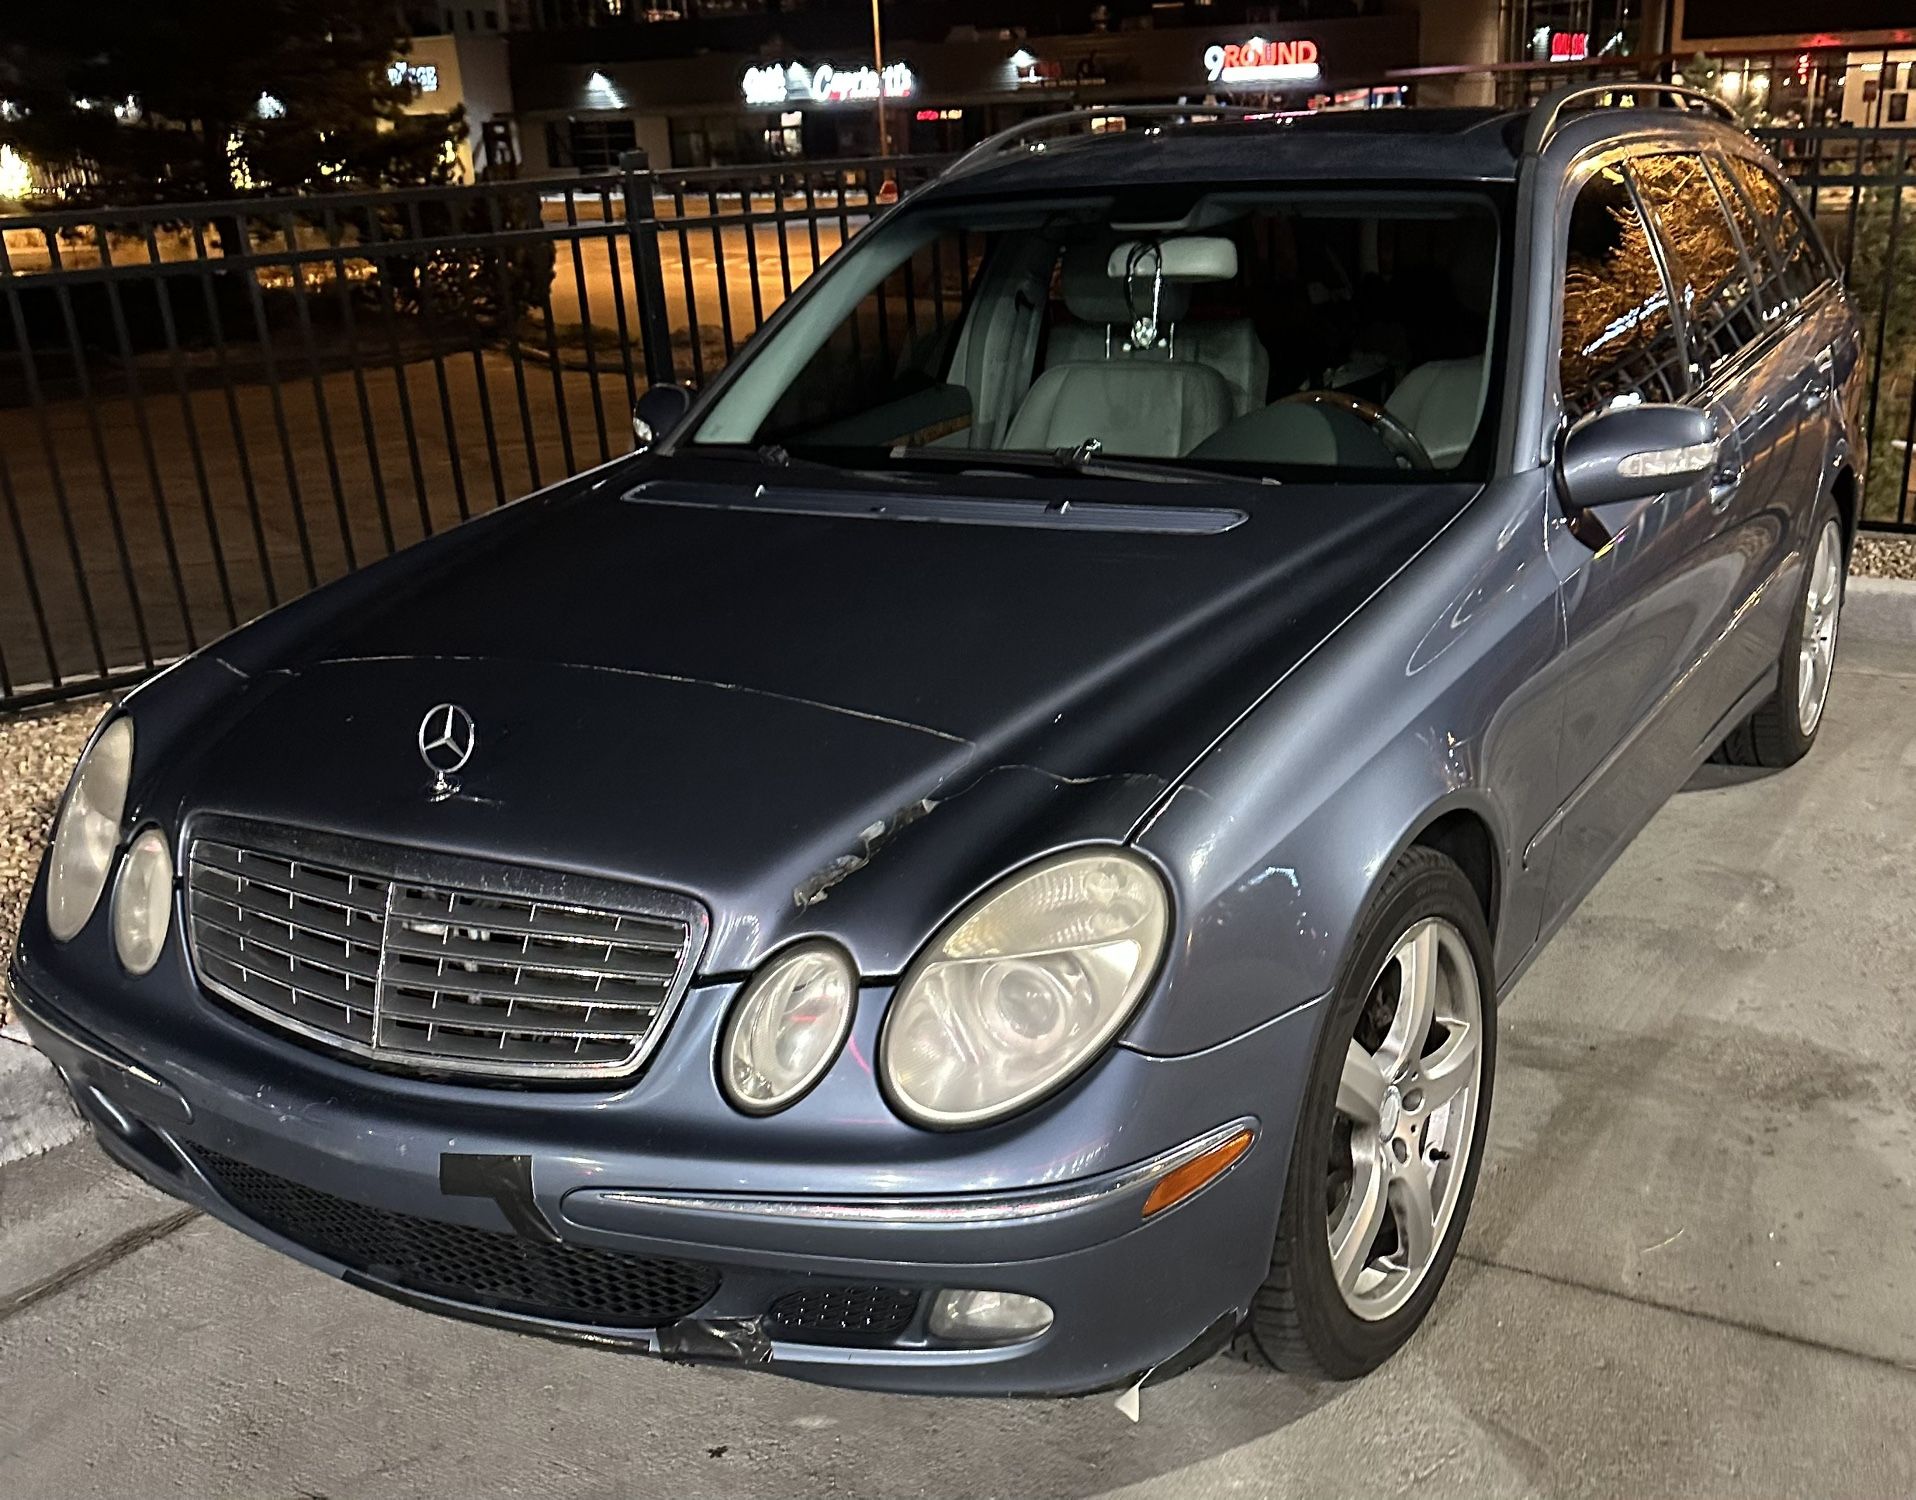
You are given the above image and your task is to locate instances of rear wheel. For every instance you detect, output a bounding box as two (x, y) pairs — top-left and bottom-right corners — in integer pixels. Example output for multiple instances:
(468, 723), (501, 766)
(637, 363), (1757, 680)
(1717, 500), (1845, 768)
(1236, 846), (1496, 1379)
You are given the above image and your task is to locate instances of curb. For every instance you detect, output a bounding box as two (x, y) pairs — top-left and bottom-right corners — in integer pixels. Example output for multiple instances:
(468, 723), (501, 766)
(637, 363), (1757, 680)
(1846, 575), (1916, 645)
(0, 1022), (82, 1168)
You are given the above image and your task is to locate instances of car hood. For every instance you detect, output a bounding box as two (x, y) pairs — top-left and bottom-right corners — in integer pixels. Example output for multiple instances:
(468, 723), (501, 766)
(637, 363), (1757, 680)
(184, 465), (1477, 971)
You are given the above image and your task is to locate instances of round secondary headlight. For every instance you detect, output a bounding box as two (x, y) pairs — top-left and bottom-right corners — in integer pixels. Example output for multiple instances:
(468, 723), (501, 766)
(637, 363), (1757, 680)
(880, 849), (1170, 1129)
(111, 827), (175, 975)
(46, 716), (134, 942)
(719, 942), (857, 1115)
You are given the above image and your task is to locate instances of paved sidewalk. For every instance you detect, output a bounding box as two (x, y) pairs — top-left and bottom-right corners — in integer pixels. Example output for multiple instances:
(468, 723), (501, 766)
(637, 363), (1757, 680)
(3, 641), (1914, 1497)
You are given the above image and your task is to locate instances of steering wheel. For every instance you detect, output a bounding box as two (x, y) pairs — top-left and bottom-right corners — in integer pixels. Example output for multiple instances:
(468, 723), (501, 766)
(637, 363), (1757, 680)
(1278, 390), (1434, 472)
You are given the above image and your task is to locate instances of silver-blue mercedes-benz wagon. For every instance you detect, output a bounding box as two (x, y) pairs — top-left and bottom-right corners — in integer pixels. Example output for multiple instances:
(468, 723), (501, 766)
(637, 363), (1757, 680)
(10, 86), (1863, 1396)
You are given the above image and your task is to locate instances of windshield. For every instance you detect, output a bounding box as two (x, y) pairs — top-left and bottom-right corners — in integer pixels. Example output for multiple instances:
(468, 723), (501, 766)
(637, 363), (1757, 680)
(687, 185), (1505, 482)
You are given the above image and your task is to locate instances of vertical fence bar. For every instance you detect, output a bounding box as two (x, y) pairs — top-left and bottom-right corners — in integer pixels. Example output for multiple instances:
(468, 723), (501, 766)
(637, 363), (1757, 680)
(1860, 135), (1906, 484)
(596, 182), (642, 421)
(235, 208), (323, 593)
(668, 182), (705, 386)
(561, 186), (611, 463)
(366, 203), (437, 538)
(622, 150), (679, 390)
(39, 229), (157, 669)
(92, 223), (197, 651)
(188, 218), (280, 611)
(403, 196), (472, 524)
(143, 223), (239, 631)
(449, 197), (509, 513)
(774, 168), (795, 300)
(704, 181), (736, 361)
(277, 211), (359, 573)
(0, 448), (63, 691)
(318, 205), (400, 559)
(531, 193), (578, 479)
(481, 186), (544, 494)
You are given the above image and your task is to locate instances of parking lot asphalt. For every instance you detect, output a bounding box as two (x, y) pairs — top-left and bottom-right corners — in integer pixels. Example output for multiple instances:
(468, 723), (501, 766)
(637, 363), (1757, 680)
(3, 640), (1915, 1499)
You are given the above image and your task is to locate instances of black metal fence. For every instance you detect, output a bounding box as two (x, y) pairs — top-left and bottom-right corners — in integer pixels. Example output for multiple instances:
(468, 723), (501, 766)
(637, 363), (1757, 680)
(0, 150), (952, 711)
(0, 128), (1912, 714)
(1757, 127), (1916, 531)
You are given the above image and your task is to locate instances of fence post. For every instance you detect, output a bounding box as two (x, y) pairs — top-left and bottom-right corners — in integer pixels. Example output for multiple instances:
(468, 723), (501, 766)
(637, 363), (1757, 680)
(620, 149), (678, 389)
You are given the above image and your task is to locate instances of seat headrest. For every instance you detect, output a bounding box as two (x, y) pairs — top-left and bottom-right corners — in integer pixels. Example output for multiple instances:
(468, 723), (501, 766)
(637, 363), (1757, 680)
(1061, 236), (1194, 327)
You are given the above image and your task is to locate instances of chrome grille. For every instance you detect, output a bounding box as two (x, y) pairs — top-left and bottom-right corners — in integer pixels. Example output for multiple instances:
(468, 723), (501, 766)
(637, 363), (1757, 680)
(186, 838), (695, 1081)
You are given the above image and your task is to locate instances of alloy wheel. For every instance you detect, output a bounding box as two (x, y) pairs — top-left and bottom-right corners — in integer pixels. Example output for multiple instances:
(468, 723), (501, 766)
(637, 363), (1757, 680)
(1326, 917), (1484, 1321)
(1797, 518), (1844, 737)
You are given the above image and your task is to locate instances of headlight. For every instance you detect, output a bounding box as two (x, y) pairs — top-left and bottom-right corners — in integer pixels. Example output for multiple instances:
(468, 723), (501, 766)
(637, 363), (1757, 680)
(719, 942), (857, 1115)
(111, 827), (174, 975)
(46, 717), (134, 942)
(880, 850), (1170, 1129)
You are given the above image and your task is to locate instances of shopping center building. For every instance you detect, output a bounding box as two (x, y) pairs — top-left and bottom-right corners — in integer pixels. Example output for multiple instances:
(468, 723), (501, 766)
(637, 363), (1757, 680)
(402, 0), (1916, 179)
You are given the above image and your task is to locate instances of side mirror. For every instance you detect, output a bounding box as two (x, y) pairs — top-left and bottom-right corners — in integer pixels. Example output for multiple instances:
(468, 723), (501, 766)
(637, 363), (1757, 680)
(632, 384), (695, 451)
(1556, 402), (1724, 528)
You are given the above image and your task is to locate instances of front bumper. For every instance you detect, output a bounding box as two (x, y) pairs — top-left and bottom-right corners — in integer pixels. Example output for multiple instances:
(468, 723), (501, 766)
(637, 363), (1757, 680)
(8, 963), (1322, 1397)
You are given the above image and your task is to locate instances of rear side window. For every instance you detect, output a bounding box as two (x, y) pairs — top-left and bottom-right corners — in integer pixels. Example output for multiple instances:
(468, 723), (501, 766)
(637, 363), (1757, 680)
(1558, 165), (1686, 419)
(1720, 154), (1830, 306)
(1627, 152), (1765, 374)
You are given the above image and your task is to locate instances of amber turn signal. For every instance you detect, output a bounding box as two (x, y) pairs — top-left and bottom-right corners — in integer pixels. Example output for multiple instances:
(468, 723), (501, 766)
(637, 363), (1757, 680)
(1141, 1128), (1254, 1218)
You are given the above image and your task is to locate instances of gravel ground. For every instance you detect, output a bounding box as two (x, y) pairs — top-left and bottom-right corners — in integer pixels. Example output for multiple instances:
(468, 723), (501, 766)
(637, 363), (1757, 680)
(1853, 532), (1916, 579)
(0, 701), (105, 1024)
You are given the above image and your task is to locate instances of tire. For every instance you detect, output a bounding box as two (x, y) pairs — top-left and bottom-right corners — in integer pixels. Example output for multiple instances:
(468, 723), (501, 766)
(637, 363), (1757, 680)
(1236, 846), (1496, 1380)
(1716, 497), (1846, 769)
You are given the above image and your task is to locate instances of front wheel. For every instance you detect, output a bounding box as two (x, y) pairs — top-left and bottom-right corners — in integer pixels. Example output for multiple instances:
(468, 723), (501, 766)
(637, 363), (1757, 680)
(1237, 846), (1496, 1379)
(1717, 500), (1845, 768)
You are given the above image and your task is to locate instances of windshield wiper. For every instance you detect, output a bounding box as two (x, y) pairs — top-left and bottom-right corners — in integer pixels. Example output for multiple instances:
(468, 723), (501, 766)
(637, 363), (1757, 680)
(1051, 438), (1276, 486)
(888, 437), (1276, 487)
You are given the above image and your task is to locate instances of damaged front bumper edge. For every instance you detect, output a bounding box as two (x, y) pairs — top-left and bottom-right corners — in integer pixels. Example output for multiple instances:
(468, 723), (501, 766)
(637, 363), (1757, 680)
(10, 968), (1306, 1398)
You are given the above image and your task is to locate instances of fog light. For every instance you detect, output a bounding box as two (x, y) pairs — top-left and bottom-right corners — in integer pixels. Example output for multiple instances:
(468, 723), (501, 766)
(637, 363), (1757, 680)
(928, 1289), (1054, 1343)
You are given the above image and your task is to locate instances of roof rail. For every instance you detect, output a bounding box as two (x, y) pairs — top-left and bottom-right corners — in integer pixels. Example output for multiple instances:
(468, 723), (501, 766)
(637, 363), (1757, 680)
(942, 105), (1284, 180)
(1522, 82), (1736, 157)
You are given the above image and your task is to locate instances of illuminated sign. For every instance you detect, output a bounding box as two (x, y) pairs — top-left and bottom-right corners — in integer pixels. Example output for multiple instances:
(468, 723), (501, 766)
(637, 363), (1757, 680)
(1204, 37), (1321, 86)
(1549, 31), (1589, 61)
(742, 60), (915, 108)
(388, 60), (441, 92)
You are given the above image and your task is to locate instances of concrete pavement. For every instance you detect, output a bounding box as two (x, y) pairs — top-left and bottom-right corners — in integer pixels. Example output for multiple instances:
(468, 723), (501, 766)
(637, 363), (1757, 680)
(3, 642), (1915, 1497)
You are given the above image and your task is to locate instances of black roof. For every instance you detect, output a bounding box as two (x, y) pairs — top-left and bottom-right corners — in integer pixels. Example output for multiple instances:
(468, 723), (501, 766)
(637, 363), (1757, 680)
(923, 109), (1527, 201)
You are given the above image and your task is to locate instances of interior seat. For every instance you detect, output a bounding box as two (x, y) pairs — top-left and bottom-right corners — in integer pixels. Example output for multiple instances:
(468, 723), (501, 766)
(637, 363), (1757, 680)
(1005, 360), (1238, 458)
(1007, 239), (1237, 457)
(1039, 239), (1269, 417)
(1384, 355), (1486, 468)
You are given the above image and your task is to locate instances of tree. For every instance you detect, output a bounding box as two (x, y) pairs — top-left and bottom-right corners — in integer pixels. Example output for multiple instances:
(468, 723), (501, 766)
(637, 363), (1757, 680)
(0, 0), (463, 202)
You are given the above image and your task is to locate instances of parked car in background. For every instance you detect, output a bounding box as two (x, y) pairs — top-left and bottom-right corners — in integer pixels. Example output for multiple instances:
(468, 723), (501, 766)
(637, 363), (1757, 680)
(10, 85), (1862, 1396)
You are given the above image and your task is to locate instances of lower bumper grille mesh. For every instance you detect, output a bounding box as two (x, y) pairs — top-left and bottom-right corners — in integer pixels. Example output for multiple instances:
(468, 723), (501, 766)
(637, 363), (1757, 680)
(767, 1284), (919, 1344)
(194, 1147), (720, 1329)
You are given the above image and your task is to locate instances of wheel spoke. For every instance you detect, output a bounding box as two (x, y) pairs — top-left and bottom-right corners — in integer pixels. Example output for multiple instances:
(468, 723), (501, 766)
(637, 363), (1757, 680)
(1390, 1162), (1437, 1272)
(1411, 1022), (1478, 1114)
(1330, 1150), (1387, 1293)
(1338, 1041), (1388, 1126)
(1380, 924), (1439, 1078)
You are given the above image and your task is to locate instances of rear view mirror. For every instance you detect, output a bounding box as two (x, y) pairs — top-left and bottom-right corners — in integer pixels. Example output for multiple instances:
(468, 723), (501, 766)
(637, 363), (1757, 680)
(1556, 401), (1721, 514)
(633, 384), (695, 451)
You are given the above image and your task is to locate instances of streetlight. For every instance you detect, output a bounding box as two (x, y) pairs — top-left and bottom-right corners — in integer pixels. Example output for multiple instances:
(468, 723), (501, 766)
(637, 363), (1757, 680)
(870, 0), (889, 158)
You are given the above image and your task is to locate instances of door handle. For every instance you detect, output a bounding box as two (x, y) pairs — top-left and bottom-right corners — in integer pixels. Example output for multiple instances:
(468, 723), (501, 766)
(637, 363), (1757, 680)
(1801, 350), (1836, 411)
(1708, 440), (1742, 513)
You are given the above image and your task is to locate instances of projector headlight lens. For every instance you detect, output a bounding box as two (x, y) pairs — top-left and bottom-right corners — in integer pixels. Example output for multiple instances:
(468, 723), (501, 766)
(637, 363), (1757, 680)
(880, 850), (1169, 1129)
